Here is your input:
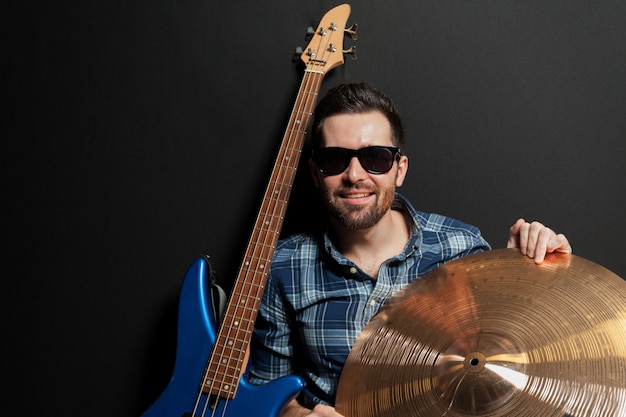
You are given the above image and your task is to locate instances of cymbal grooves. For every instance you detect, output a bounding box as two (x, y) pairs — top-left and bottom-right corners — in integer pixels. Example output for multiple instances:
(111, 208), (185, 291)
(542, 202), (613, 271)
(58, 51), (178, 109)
(336, 249), (626, 417)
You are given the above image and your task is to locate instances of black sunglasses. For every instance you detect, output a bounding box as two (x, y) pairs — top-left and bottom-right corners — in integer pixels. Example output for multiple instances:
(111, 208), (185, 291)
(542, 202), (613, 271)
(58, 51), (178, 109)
(312, 146), (402, 176)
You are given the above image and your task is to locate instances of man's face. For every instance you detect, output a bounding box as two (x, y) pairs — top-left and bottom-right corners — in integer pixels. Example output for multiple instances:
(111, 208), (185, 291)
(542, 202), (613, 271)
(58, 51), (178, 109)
(309, 111), (409, 230)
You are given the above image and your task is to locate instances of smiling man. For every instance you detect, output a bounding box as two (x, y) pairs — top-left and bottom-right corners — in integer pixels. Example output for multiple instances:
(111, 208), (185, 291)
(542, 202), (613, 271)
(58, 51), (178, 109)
(248, 83), (571, 417)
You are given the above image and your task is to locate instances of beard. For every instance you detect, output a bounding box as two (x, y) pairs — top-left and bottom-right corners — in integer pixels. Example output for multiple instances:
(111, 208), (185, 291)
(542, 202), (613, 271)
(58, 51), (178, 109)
(321, 184), (396, 230)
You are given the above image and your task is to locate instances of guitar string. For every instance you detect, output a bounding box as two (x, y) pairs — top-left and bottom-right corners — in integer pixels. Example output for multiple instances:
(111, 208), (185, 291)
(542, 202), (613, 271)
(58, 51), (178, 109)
(191, 28), (330, 416)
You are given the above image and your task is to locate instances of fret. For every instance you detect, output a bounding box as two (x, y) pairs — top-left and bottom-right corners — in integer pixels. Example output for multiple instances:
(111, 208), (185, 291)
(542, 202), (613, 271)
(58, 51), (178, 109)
(276, 144), (302, 154)
(224, 308), (258, 320)
(276, 160), (300, 170)
(230, 287), (265, 304)
(266, 180), (293, 190)
(242, 248), (277, 260)
(235, 280), (265, 290)
(239, 261), (272, 272)
(289, 113), (312, 121)
(243, 244), (278, 255)
(241, 253), (275, 266)
(274, 163), (298, 171)
(269, 188), (292, 203)
(220, 311), (255, 325)
(210, 361), (247, 374)
(214, 333), (253, 351)
(246, 231), (279, 241)
(208, 370), (243, 386)
(254, 214), (285, 225)
(228, 302), (261, 313)
(286, 127), (309, 135)
(211, 365), (246, 380)
(246, 229), (279, 238)
(214, 346), (248, 359)
(239, 262), (272, 272)
(239, 261), (272, 271)
(239, 278), (265, 287)
(227, 305), (258, 316)
(214, 334), (253, 351)
(247, 248), (276, 261)
(240, 249), (280, 270)
(253, 217), (283, 228)
(217, 333), (254, 345)
(237, 270), (269, 283)
(205, 373), (240, 387)
(265, 186), (294, 198)
(256, 210), (286, 219)
(278, 144), (305, 153)
(235, 299), (264, 312)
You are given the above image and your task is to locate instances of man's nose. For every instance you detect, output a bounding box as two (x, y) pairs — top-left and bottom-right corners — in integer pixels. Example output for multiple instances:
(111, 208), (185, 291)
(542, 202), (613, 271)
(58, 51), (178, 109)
(343, 156), (368, 182)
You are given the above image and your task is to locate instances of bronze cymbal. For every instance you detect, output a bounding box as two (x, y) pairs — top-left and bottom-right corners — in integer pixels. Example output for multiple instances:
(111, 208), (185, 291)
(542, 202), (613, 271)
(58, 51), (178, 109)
(336, 248), (626, 417)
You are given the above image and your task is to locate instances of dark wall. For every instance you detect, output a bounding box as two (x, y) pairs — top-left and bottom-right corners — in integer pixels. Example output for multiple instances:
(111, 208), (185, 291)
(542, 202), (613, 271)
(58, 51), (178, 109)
(7, 1), (625, 416)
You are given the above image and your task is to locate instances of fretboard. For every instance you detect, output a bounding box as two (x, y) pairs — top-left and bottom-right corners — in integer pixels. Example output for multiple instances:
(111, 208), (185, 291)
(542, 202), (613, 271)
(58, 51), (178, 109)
(202, 70), (324, 399)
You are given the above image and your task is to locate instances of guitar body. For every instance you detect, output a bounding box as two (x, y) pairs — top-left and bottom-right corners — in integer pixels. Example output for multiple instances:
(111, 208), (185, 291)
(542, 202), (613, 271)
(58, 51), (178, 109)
(141, 257), (305, 417)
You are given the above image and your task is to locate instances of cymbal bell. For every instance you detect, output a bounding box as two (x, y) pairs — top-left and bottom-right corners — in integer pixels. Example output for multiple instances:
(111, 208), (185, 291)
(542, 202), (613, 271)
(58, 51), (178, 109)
(336, 248), (626, 417)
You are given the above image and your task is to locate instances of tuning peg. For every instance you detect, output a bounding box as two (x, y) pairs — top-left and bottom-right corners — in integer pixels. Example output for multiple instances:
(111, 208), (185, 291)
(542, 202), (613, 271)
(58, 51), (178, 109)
(344, 23), (358, 40)
(343, 46), (357, 60)
(293, 46), (304, 61)
(305, 26), (316, 40)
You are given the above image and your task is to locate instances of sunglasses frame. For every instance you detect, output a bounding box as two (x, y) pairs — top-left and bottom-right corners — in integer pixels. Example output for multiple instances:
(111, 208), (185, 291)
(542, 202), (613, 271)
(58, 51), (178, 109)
(312, 146), (402, 175)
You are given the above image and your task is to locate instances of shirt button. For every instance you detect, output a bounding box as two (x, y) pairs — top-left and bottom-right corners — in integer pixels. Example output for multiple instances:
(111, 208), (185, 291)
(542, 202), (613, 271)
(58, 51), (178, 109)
(369, 300), (376, 307)
(349, 266), (358, 274)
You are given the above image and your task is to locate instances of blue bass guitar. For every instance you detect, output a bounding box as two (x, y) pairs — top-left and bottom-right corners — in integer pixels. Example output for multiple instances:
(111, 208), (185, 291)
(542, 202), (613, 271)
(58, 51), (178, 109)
(140, 257), (304, 417)
(141, 4), (355, 416)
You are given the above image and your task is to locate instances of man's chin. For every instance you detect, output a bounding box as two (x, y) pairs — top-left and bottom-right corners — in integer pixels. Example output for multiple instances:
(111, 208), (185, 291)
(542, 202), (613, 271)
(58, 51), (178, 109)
(334, 210), (382, 230)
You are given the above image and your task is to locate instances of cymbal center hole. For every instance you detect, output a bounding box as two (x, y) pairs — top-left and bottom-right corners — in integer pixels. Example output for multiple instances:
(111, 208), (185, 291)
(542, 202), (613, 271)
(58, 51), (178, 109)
(464, 351), (487, 373)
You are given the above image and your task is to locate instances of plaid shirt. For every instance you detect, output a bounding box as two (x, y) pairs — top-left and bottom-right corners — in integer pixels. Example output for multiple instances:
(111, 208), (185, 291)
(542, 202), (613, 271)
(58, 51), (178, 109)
(249, 193), (491, 406)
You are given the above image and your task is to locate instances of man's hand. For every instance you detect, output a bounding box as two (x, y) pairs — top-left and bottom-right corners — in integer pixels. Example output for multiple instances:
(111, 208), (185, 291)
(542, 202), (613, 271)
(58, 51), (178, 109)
(507, 218), (572, 264)
(280, 398), (344, 417)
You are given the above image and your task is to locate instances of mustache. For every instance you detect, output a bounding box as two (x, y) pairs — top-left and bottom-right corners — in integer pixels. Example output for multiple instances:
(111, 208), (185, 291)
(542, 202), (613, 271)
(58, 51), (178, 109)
(334, 184), (377, 194)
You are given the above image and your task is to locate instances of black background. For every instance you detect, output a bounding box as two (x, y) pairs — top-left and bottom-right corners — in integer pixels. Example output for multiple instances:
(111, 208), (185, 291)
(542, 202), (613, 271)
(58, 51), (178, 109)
(6, 1), (625, 416)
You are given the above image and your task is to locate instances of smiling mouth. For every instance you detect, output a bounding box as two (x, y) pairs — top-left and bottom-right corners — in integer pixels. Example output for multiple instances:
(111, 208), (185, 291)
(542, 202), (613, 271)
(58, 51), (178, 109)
(338, 190), (377, 205)
(341, 192), (372, 199)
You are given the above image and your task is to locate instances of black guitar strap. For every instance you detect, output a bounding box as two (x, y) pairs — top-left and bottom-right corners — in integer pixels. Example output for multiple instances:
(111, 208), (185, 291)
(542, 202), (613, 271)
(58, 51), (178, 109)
(202, 254), (227, 323)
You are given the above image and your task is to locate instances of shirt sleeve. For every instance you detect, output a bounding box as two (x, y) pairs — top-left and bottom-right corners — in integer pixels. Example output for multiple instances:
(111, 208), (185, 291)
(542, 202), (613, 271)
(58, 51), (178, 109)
(416, 211), (492, 272)
(248, 269), (295, 385)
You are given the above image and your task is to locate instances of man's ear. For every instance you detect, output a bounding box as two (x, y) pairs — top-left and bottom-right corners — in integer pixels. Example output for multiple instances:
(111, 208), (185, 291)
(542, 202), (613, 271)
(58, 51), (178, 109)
(395, 155), (409, 187)
(309, 158), (320, 188)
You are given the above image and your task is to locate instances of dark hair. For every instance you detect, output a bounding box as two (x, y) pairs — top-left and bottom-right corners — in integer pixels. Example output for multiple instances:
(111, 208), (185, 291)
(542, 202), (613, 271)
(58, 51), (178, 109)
(311, 83), (405, 151)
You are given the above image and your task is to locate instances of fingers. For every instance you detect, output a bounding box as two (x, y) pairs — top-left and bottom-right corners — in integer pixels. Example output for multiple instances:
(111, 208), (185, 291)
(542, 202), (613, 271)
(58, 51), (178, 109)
(310, 404), (345, 416)
(506, 218), (526, 249)
(517, 220), (547, 260)
(528, 224), (554, 263)
(547, 233), (573, 255)
(507, 218), (572, 264)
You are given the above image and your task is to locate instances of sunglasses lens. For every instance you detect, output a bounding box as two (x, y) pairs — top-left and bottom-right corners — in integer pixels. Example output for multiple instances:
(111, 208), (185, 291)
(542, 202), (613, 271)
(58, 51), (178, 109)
(315, 148), (349, 175)
(360, 147), (395, 174)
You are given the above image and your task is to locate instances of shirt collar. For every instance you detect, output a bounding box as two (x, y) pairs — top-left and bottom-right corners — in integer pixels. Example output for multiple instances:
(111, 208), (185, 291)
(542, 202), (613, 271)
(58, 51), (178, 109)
(322, 193), (421, 263)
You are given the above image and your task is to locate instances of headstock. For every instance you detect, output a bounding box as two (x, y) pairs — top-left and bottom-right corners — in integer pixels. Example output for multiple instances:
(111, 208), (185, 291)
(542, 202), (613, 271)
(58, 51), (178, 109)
(297, 4), (357, 74)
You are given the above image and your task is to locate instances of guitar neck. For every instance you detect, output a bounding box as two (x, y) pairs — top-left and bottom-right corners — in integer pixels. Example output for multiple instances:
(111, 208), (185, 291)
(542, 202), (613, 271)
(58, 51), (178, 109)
(202, 70), (325, 398)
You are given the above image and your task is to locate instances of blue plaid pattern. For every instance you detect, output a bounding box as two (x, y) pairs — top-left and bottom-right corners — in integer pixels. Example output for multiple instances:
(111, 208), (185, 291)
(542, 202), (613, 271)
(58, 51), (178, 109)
(249, 193), (491, 406)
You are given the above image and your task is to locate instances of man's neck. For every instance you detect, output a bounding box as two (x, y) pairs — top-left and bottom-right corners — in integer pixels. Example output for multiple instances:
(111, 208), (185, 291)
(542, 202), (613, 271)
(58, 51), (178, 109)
(330, 209), (410, 278)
